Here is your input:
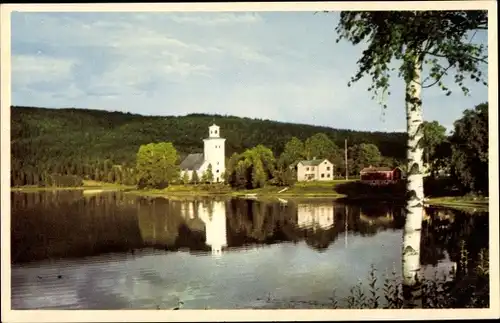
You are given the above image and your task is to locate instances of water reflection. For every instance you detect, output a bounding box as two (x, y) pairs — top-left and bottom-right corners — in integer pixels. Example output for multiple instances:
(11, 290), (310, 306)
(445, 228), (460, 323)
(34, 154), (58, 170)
(297, 204), (335, 230)
(10, 191), (488, 269)
(10, 191), (489, 309)
(181, 200), (227, 256)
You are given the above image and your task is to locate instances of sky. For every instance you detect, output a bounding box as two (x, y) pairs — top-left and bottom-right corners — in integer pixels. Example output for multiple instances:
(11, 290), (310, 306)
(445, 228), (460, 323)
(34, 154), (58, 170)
(10, 11), (489, 133)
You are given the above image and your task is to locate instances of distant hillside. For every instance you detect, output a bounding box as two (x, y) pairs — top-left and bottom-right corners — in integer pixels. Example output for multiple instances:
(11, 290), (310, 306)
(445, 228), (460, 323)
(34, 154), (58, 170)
(11, 106), (407, 169)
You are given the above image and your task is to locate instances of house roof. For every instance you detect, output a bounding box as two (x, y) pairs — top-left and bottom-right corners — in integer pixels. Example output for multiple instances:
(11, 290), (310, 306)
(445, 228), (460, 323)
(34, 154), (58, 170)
(297, 159), (329, 167)
(179, 153), (205, 171)
(360, 166), (394, 173)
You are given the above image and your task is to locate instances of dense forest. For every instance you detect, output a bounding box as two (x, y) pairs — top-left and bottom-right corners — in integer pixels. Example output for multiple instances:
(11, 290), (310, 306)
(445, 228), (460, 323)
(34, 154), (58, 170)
(11, 103), (488, 196)
(10, 106), (407, 187)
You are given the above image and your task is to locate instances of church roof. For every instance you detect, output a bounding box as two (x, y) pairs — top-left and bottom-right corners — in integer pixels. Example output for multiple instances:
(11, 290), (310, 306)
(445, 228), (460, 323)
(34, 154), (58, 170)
(180, 153), (205, 171)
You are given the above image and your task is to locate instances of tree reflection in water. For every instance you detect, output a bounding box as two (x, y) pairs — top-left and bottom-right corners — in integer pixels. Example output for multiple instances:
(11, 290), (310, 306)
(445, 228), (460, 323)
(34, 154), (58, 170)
(11, 192), (488, 274)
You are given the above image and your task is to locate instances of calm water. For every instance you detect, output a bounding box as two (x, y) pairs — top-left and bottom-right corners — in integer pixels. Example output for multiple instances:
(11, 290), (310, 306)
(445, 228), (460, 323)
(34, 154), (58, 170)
(10, 191), (489, 309)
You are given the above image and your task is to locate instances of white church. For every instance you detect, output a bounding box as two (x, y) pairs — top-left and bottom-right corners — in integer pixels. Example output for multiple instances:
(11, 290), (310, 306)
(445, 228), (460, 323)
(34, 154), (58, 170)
(179, 123), (226, 183)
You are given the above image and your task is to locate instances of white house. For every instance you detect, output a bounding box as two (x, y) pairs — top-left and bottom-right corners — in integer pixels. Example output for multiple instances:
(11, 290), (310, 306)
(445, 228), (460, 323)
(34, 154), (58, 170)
(179, 124), (226, 183)
(297, 203), (335, 230)
(296, 158), (334, 182)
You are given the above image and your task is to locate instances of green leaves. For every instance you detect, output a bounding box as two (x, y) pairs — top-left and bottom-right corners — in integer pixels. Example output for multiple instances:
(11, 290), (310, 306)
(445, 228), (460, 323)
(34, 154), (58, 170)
(348, 143), (383, 174)
(136, 142), (179, 189)
(304, 133), (338, 160)
(335, 10), (488, 106)
(449, 103), (489, 194)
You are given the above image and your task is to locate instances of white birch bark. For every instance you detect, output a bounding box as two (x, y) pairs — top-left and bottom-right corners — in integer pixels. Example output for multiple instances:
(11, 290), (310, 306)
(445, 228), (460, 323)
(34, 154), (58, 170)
(402, 57), (424, 306)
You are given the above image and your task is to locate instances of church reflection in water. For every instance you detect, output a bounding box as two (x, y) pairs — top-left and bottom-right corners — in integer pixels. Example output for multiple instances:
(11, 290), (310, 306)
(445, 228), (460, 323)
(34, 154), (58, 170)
(11, 190), (487, 271)
(180, 200), (228, 256)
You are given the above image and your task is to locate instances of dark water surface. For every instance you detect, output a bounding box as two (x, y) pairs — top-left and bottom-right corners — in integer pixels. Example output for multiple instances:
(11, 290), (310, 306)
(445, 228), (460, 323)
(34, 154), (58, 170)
(10, 191), (489, 309)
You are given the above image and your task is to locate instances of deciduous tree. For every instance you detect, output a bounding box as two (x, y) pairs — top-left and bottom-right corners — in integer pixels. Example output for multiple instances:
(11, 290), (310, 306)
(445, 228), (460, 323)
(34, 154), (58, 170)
(349, 143), (383, 174)
(422, 121), (447, 170)
(136, 142), (179, 189)
(450, 102), (488, 194)
(335, 10), (488, 306)
(281, 137), (306, 166)
(304, 133), (337, 160)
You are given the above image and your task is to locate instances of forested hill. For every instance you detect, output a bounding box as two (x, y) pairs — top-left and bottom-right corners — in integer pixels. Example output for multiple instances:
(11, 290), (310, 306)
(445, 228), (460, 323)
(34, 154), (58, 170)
(11, 106), (406, 168)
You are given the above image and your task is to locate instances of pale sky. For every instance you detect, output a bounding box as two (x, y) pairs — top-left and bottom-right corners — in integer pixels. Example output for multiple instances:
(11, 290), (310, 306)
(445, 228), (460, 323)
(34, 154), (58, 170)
(10, 11), (488, 132)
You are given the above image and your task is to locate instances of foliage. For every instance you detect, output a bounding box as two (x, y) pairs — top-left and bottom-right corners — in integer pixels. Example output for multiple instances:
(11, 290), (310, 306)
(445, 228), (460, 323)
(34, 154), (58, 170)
(335, 11), (487, 106)
(271, 159), (297, 187)
(422, 121), (447, 168)
(430, 139), (453, 177)
(225, 145), (276, 189)
(348, 143), (383, 174)
(304, 133), (338, 160)
(181, 171), (190, 185)
(191, 171), (200, 185)
(201, 164), (214, 183)
(38, 174), (83, 188)
(10, 106), (407, 187)
(136, 142), (179, 189)
(449, 103), (489, 194)
(328, 252), (489, 309)
(335, 9), (489, 296)
(280, 137), (306, 167)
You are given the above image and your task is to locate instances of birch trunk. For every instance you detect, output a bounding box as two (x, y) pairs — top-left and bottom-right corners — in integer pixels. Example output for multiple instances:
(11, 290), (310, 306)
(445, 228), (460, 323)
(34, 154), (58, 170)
(402, 57), (424, 308)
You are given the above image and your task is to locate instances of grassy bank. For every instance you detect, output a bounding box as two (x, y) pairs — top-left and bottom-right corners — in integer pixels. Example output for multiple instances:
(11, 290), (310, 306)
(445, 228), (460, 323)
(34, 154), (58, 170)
(11, 180), (134, 192)
(11, 180), (489, 211)
(426, 196), (489, 211)
(124, 180), (354, 200)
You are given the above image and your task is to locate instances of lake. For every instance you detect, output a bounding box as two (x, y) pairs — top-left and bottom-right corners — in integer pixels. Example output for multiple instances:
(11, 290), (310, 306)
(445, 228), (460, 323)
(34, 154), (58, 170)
(10, 191), (489, 309)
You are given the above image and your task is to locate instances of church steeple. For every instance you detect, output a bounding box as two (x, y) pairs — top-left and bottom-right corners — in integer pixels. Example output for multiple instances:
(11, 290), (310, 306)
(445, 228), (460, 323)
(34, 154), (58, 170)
(208, 124), (220, 138)
(203, 123), (226, 183)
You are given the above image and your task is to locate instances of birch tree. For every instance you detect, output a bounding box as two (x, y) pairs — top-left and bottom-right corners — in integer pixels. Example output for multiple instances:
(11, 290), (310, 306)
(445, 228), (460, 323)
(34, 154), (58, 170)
(335, 11), (488, 307)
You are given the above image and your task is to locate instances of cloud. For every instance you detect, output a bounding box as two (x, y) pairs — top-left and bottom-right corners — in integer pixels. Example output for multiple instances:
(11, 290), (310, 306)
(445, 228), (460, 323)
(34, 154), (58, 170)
(168, 12), (263, 26)
(12, 54), (76, 85)
(9, 11), (489, 132)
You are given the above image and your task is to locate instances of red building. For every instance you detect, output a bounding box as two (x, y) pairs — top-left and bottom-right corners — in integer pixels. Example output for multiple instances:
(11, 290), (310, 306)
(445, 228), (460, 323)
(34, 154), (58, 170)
(359, 166), (403, 185)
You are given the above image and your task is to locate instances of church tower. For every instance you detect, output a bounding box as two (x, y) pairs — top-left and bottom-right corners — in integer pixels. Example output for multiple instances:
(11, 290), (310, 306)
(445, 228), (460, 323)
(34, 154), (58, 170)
(203, 124), (226, 182)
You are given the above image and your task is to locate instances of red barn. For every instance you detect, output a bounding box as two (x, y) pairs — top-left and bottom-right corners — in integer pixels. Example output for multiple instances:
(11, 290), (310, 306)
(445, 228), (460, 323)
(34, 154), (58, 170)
(359, 166), (403, 185)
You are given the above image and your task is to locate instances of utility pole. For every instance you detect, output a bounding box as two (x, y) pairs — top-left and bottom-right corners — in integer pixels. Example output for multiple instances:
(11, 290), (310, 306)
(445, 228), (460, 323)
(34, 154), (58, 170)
(344, 139), (348, 180)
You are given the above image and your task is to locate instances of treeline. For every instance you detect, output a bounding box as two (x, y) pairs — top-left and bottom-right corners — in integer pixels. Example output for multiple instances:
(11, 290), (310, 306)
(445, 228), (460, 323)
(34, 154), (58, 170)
(427, 102), (489, 195)
(224, 135), (395, 189)
(131, 132), (401, 190)
(11, 103), (488, 195)
(10, 105), (406, 187)
(132, 102), (489, 196)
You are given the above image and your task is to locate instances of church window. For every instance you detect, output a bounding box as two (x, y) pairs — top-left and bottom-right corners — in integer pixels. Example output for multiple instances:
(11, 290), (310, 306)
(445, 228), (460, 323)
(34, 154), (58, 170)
(216, 169), (220, 173)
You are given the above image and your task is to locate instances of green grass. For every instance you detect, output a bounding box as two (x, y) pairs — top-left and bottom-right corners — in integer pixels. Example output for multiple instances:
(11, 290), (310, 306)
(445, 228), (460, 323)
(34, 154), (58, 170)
(11, 180), (134, 192)
(229, 180), (355, 199)
(126, 183), (233, 198)
(122, 181), (351, 200)
(426, 196), (489, 211)
(13, 180), (489, 210)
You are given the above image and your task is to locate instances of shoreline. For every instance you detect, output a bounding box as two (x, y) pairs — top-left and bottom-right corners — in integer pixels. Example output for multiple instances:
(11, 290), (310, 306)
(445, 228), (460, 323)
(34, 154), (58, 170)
(10, 182), (489, 211)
